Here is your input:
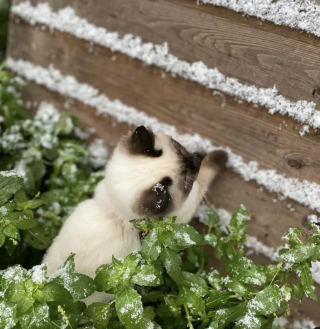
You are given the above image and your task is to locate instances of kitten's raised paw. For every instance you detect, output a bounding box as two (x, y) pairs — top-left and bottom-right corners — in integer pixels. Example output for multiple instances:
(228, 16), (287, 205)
(203, 150), (229, 169)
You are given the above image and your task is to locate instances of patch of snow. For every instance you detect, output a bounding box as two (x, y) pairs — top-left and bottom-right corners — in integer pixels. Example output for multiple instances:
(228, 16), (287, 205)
(7, 58), (320, 214)
(88, 139), (108, 169)
(10, 1), (320, 134)
(198, 0), (320, 38)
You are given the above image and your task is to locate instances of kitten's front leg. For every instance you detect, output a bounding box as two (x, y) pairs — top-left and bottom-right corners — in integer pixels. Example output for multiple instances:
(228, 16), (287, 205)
(196, 150), (228, 200)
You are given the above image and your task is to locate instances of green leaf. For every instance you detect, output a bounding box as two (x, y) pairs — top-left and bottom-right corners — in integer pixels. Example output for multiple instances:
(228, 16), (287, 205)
(0, 171), (24, 206)
(23, 224), (52, 249)
(226, 278), (249, 296)
(143, 306), (156, 321)
(16, 296), (35, 318)
(3, 223), (20, 240)
(19, 303), (50, 329)
(115, 286), (144, 327)
(277, 244), (315, 264)
(8, 210), (38, 229)
(42, 282), (73, 304)
(206, 290), (230, 310)
(292, 284), (304, 303)
(5, 281), (26, 303)
(61, 273), (95, 301)
(0, 232), (5, 247)
(203, 208), (220, 229)
(228, 205), (249, 240)
(131, 265), (163, 286)
(211, 303), (247, 328)
(160, 248), (182, 282)
(187, 245), (209, 270)
(177, 286), (205, 315)
(170, 224), (204, 249)
(140, 230), (162, 261)
(248, 285), (281, 315)
(299, 263), (317, 300)
(224, 257), (267, 286)
(84, 302), (112, 329)
(181, 272), (208, 297)
(207, 270), (223, 291)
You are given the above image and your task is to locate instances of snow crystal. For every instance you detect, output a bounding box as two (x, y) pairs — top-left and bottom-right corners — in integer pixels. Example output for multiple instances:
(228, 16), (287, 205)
(199, 0), (320, 38)
(88, 139), (108, 169)
(10, 1), (320, 134)
(8, 58), (320, 213)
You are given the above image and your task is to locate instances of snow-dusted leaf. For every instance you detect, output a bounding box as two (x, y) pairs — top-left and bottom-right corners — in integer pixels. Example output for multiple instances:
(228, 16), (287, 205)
(0, 171), (23, 206)
(8, 210), (38, 229)
(212, 303), (247, 328)
(224, 257), (267, 286)
(42, 282), (73, 304)
(141, 230), (162, 261)
(170, 224), (204, 249)
(207, 270), (223, 291)
(248, 285), (281, 315)
(203, 208), (220, 229)
(177, 286), (205, 315)
(226, 278), (249, 296)
(282, 228), (302, 247)
(22, 225), (51, 250)
(181, 272), (208, 297)
(299, 263), (317, 300)
(160, 248), (182, 282)
(84, 302), (112, 329)
(19, 303), (50, 329)
(277, 244), (315, 264)
(228, 205), (249, 240)
(131, 265), (163, 287)
(115, 286), (144, 327)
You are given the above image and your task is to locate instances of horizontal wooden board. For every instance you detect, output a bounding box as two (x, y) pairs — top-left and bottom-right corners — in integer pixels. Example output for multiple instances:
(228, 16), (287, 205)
(21, 81), (320, 323)
(12, 0), (320, 113)
(7, 20), (320, 187)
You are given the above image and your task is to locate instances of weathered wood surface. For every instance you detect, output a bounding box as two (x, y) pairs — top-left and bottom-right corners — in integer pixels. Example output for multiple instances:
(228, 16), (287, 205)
(8, 21), (320, 185)
(20, 81), (320, 323)
(13, 0), (320, 110)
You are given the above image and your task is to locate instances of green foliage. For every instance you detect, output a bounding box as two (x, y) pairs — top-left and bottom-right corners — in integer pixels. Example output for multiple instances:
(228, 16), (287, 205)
(1, 66), (320, 328)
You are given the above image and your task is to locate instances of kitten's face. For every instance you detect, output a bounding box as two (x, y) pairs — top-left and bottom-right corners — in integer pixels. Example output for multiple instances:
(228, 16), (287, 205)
(105, 126), (202, 218)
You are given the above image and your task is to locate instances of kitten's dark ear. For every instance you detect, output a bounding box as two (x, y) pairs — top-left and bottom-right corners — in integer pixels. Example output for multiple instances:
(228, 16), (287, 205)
(130, 126), (162, 157)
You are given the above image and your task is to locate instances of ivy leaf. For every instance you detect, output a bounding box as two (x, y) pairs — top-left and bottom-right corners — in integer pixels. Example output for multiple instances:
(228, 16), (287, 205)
(228, 205), (249, 240)
(19, 303), (50, 329)
(42, 282), (73, 304)
(84, 302), (112, 329)
(131, 265), (163, 286)
(248, 285), (281, 315)
(7, 210), (38, 229)
(292, 284), (304, 303)
(0, 171), (23, 206)
(299, 263), (317, 300)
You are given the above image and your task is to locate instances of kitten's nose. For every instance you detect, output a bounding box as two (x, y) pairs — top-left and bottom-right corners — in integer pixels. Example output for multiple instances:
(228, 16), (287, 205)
(189, 156), (201, 171)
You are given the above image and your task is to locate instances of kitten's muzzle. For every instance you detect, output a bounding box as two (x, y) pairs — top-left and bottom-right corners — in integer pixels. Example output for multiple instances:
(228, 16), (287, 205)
(188, 156), (202, 171)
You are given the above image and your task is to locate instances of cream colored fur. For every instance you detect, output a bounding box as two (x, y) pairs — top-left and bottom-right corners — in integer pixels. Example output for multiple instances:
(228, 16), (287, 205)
(43, 132), (221, 304)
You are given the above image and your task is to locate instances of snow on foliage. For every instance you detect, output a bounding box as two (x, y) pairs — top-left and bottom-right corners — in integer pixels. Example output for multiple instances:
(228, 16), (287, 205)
(198, 0), (320, 38)
(11, 1), (320, 134)
(6, 58), (320, 213)
(196, 204), (320, 285)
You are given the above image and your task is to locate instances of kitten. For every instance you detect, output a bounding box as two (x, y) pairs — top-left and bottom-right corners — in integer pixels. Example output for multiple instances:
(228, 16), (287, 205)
(43, 126), (228, 303)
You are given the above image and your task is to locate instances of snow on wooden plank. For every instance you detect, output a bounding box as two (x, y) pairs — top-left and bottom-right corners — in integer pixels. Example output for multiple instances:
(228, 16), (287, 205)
(12, 0), (320, 125)
(7, 22), (320, 191)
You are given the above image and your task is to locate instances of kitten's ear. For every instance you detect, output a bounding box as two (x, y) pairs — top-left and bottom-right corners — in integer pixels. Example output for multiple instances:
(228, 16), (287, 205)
(130, 126), (162, 157)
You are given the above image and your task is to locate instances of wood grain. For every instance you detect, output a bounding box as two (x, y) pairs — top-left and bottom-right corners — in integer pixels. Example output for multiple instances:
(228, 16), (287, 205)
(12, 0), (320, 112)
(21, 81), (320, 323)
(8, 21), (320, 187)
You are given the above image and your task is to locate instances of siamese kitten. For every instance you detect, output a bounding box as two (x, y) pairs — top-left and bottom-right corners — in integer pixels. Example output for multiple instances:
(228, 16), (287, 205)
(43, 126), (228, 304)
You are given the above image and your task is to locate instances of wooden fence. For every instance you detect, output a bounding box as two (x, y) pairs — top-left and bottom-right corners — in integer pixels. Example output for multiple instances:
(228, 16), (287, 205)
(7, 0), (320, 324)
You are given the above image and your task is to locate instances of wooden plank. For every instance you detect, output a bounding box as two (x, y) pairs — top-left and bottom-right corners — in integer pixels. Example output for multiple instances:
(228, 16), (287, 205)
(21, 81), (320, 323)
(7, 21), (320, 187)
(12, 0), (320, 112)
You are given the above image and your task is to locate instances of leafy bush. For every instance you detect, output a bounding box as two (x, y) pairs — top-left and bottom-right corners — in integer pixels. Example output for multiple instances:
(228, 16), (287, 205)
(1, 66), (320, 328)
